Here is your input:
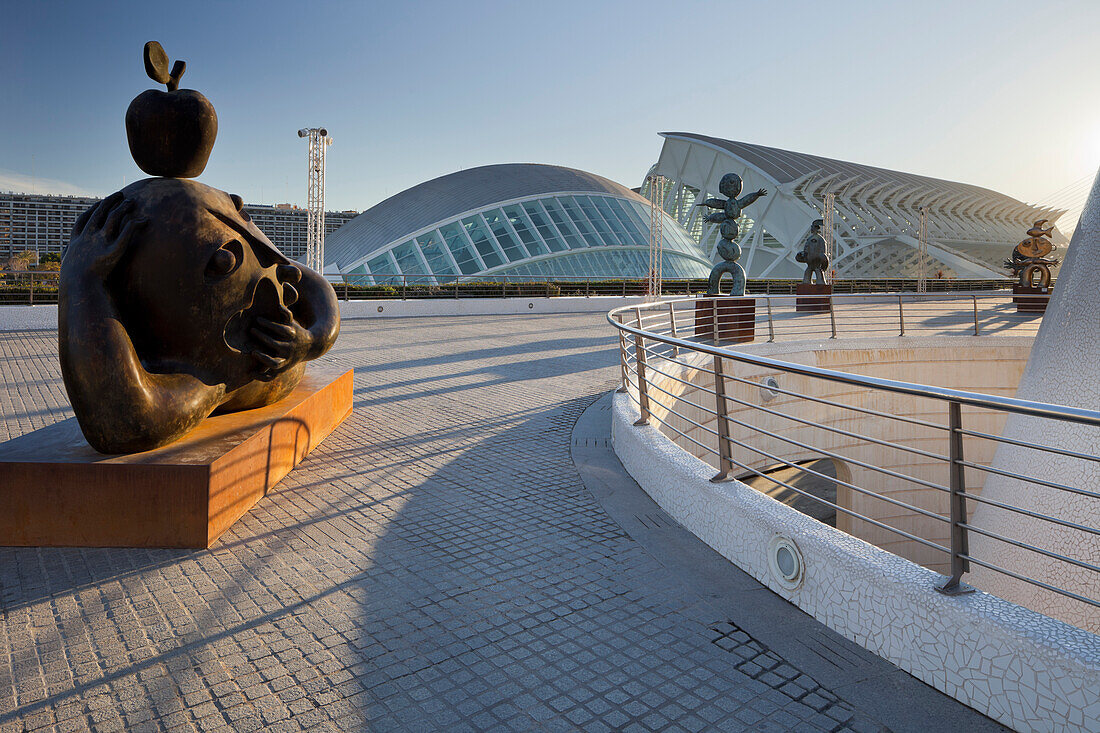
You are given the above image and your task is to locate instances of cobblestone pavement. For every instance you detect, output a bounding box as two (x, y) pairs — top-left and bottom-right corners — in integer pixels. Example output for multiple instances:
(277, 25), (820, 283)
(0, 314), (969, 732)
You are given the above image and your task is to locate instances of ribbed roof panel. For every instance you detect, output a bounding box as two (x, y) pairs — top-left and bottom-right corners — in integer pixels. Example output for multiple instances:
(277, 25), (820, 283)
(661, 132), (1029, 207)
(326, 163), (647, 270)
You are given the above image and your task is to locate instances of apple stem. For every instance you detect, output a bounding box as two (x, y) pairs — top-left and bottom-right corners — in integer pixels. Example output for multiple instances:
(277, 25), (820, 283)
(167, 60), (186, 92)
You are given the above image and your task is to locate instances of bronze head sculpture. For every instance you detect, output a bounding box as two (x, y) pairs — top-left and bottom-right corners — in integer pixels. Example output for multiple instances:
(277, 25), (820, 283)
(59, 42), (339, 454)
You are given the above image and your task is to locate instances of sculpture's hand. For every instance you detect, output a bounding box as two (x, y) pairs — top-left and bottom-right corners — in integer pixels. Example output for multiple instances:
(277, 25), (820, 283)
(250, 311), (311, 378)
(67, 192), (148, 279)
(756, 188), (768, 197)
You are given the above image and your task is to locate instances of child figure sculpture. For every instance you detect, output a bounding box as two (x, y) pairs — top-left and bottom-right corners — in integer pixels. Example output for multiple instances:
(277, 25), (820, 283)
(696, 173), (768, 296)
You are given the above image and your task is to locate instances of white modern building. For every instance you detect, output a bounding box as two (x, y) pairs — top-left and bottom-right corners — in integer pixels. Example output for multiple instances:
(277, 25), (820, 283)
(0, 192), (357, 262)
(325, 163), (713, 282)
(644, 133), (1068, 279)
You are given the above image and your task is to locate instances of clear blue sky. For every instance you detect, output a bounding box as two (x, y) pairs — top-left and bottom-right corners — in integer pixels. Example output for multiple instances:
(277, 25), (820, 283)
(3, 0), (1099, 217)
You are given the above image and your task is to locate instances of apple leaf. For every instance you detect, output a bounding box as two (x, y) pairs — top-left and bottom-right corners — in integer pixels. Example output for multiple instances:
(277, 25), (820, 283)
(167, 59), (186, 91)
(144, 41), (170, 85)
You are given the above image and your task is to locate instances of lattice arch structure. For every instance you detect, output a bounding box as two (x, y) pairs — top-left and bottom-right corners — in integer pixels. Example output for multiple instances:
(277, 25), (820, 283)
(325, 164), (712, 283)
(642, 133), (1069, 280)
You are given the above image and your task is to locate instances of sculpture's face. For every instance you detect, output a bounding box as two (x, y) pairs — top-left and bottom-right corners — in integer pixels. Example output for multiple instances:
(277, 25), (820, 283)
(718, 173), (743, 199)
(114, 178), (301, 387)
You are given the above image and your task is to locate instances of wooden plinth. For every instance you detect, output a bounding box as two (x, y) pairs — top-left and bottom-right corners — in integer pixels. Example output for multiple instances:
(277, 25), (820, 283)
(0, 370), (352, 548)
(693, 297), (755, 343)
(1012, 285), (1049, 313)
(796, 283), (833, 312)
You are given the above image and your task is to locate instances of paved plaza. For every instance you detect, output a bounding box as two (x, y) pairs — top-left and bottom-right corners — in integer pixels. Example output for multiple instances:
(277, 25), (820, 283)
(0, 314), (1003, 732)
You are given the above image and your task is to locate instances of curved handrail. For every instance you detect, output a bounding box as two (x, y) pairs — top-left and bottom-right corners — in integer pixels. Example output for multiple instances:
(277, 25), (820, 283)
(607, 293), (1096, 427)
(608, 291), (1100, 612)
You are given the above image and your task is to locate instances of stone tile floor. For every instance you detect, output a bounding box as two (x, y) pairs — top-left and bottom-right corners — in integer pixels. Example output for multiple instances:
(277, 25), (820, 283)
(0, 314), (997, 731)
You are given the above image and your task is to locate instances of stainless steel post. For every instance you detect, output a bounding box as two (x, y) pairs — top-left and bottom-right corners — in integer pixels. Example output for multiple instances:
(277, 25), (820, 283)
(937, 400), (974, 595)
(766, 298), (775, 342)
(668, 302), (679, 357)
(898, 294), (905, 336)
(633, 333), (651, 426)
(711, 354), (734, 482)
(972, 295), (980, 336)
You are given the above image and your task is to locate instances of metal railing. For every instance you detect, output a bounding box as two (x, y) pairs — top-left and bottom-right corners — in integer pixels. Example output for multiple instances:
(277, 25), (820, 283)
(608, 293), (1099, 612)
(0, 271), (1018, 305)
(329, 274), (1017, 301)
(0, 270), (60, 305)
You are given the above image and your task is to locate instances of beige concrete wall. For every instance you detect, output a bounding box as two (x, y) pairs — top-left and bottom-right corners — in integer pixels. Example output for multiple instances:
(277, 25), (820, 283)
(640, 337), (1032, 573)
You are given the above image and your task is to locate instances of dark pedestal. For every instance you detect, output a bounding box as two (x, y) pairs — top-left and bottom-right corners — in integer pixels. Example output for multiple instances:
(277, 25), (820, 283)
(694, 297), (755, 344)
(1012, 285), (1049, 313)
(796, 283), (833, 312)
(0, 369), (352, 548)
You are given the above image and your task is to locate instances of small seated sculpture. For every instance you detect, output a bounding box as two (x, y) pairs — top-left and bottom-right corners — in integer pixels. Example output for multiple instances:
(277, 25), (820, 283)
(1005, 219), (1060, 289)
(59, 42), (339, 454)
(795, 219), (829, 285)
(695, 173), (767, 296)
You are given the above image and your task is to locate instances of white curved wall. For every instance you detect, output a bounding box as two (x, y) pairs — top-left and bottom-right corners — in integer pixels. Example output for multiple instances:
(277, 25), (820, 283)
(971, 170), (1100, 634)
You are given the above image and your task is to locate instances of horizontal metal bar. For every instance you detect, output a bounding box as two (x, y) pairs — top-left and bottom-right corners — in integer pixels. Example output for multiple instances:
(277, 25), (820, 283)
(960, 554), (1100, 609)
(641, 399), (722, 458)
(639, 378), (722, 440)
(956, 427), (1100, 465)
(957, 490), (1100, 538)
(956, 460), (1100, 501)
(716, 387), (953, 467)
(608, 312), (1100, 428)
(719, 446), (952, 555)
(714, 410), (953, 520)
(717, 369), (949, 432)
(958, 522), (1100, 575)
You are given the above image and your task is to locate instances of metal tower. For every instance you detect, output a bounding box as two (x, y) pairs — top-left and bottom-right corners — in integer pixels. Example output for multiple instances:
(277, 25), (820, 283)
(917, 206), (928, 293)
(298, 127), (333, 273)
(647, 175), (664, 299)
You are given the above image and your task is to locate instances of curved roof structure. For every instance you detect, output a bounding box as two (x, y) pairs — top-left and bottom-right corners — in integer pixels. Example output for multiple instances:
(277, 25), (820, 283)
(647, 133), (1067, 280)
(325, 163), (712, 281)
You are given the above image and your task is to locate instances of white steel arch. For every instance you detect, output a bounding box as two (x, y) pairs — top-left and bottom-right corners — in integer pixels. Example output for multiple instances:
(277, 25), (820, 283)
(648, 133), (1069, 280)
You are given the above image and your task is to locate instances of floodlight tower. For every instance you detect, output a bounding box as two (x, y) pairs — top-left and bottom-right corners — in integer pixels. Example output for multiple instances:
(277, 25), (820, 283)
(917, 206), (928, 293)
(647, 175), (665, 299)
(823, 192), (836, 278)
(298, 127), (333, 273)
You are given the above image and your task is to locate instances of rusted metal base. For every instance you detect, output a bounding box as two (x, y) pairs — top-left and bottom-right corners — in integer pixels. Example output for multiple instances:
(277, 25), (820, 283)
(693, 298), (755, 343)
(0, 370), (352, 548)
(795, 283), (832, 313)
(1012, 284), (1048, 313)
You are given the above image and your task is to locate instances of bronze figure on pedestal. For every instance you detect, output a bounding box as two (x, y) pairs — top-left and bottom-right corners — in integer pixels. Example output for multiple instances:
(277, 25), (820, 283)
(59, 42), (340, 454)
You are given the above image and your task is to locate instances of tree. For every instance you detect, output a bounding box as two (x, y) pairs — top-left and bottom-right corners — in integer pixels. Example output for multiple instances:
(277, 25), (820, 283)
(9, 251), (36, 271)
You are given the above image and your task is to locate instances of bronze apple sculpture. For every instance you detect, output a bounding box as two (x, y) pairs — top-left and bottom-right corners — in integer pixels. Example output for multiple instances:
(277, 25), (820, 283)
(60, 41), (340, 454)
(125, 42), (217, 178)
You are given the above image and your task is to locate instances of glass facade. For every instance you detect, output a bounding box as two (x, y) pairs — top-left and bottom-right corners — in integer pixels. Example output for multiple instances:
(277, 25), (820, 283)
(343, 193), (712, 283)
